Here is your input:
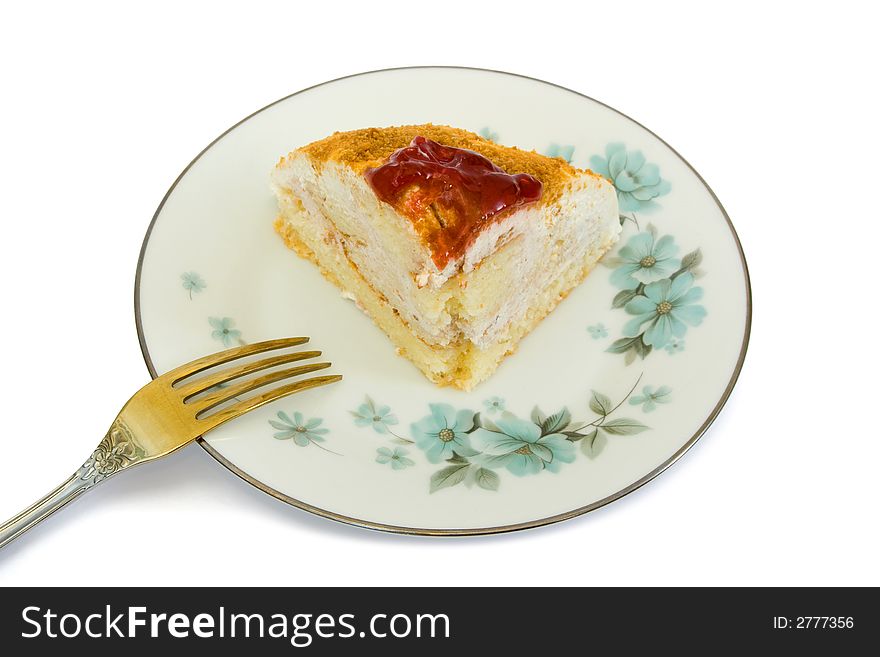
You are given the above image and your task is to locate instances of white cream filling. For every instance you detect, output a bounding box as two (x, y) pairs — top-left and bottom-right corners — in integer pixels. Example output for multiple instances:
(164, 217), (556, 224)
(271, 155), (619, 350)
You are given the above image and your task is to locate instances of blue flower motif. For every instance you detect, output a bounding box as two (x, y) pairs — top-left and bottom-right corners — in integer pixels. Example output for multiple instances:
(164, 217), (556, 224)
(611, 232), (681, 289)
(629, 385), (672, 412)
(478, 127), (498, 142)
(269, 411), (329, 446)
(411, 404), (477, 463)
(181, 271), (206, 299)
(209, 317), (241, 347)
(483, 396), (505, 414)
(587, 323), (608, 339)
(590, 143), (671, 213)
(623, 273), (706, 348)
(545, 143), (575, 163)
(351, 397), (398, 434)
(376, 446), (415, 470)
(665, 338), (685, 354)
(471, 413), (575, 476)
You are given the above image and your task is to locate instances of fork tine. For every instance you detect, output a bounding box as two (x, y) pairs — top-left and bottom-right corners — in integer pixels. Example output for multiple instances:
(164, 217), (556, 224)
(163, 337), (310, 385)
(199, 374), (343, 429)
(177, 350), (322, 398)
(192, 362), (332, 415)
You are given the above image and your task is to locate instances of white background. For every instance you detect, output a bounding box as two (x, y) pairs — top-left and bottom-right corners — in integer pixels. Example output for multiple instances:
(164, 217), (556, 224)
(0, 0), (877, 586)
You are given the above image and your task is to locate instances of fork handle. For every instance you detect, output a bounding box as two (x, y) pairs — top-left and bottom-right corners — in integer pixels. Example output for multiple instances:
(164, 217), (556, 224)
(0, 421), (145, 550)
(0, 474), (95, 549)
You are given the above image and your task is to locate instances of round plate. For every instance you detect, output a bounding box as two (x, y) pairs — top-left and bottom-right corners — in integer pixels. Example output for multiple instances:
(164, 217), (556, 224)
(136, 67), (750, 535)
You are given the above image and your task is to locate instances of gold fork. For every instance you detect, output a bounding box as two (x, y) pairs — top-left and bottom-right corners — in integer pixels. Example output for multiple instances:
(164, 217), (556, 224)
(0, 337), (341, 549)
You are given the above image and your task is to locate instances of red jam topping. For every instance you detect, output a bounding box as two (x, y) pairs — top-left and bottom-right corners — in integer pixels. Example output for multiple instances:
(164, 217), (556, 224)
(364, 136), (543, 269)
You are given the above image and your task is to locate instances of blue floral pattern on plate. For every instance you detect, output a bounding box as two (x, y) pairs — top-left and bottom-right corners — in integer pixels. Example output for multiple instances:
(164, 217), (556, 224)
(181, 271), (206, 299)
(590, 143), (671, 214)
(351, 396), (398, 434)
(209, 317), (242, 347)
(376, 446), (415, 470)
(611, 233), (681, 289)
(483, 396), (505, 414)
(545, 143), (575, 163)
(587, 323), (608, 339)
(606, 225), (706, 363)
(629, 386), (672, 412)
(345, 376), (656, 493)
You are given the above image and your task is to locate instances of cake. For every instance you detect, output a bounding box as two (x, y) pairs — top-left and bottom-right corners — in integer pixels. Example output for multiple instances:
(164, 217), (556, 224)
(270, 125), (620, 390)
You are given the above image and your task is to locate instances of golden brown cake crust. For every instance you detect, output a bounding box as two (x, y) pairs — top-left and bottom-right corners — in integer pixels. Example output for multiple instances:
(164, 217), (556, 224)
(292, 124), (601, 207)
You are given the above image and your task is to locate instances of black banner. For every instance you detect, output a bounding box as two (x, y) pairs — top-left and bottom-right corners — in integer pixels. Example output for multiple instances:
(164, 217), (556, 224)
(0, 587), (875, 654)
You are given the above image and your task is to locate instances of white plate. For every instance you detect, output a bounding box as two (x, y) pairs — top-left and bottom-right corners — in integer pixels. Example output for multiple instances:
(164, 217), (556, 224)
(136, 67), (750, 535)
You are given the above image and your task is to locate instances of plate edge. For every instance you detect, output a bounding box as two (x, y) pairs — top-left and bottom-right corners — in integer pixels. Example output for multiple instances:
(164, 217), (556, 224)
(133, 65), (753, 537)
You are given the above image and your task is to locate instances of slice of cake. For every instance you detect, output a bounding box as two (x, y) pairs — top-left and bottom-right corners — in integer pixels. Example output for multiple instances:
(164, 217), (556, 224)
(270, 125), (620, 390)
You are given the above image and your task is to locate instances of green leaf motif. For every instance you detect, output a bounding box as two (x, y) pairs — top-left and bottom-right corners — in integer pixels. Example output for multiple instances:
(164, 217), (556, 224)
(530, 406), (546, 426)
(607, 336), (641, 354)
(429, 464), (470, 493)
(680, 248), (703, 272)
(581, 428), (607, 458)
(473, 412), (500, 433)
(589, 391), (613, 416)
(563, 431), (586, 441)
(446, 453), (469, 465)
(634, 338), (652, 359)
(612, 288), (639, 309)
(541, 408), (571, 435)
(618, 215), (640, 229)
(476, 468), (500, 491)
(601, 418), (650, 435)
(624, 349), (637, 366)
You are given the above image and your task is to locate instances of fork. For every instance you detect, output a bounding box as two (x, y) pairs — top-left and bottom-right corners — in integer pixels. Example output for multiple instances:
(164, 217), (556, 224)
(0, 337), (341, 550)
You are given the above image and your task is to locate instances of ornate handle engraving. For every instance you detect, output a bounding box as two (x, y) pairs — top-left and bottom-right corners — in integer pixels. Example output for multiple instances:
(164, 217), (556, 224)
(0, 420), (145, 549)
(76, 420), (146, 489)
